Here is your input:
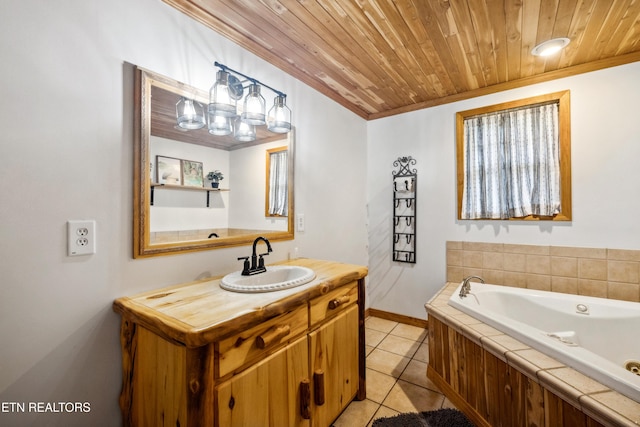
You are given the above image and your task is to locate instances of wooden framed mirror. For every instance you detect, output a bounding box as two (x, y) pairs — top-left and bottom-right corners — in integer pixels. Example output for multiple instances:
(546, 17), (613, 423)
(133, 66), (294, 258)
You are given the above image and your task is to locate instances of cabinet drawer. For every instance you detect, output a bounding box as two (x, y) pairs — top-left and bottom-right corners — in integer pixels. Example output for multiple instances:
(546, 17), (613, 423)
(217, 306), (308, 378)
(309, 281), (358, 327)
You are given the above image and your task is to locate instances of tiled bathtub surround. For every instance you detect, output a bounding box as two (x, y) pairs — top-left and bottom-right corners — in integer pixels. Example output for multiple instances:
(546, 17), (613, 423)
(447, 241), (640, 302)
(426, 283), (640, 426)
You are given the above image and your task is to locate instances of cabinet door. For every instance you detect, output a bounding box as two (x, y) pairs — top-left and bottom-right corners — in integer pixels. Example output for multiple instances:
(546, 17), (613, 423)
(216, 336), (310, 427)
(309, 305), (359, 427)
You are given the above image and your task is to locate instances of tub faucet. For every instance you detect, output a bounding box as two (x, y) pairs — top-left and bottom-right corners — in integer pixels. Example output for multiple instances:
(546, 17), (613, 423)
(459, 275), (484, 298)
(239, 236), (273, 276)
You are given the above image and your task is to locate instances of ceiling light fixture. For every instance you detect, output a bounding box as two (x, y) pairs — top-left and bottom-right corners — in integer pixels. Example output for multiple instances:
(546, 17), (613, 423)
(531, 38), (570, 57)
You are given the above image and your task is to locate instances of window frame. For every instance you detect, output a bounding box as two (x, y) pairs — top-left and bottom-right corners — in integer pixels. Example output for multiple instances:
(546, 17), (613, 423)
(265, 145), (288, 217)
(456, 90), (572, 221)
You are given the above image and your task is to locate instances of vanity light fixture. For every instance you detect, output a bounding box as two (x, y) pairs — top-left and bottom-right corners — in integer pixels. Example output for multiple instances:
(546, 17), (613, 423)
(241, 83), (266, 125)
(234, 117), (257, 142)
(176, 62), (292, 140)
(531, 37), (570, 57)
(208, 70), (238, 118)
(208, 113), (233, 136)
(176, 97), (206, 130)
(211, 61), (291, 140)
(267, 95), (292, 134)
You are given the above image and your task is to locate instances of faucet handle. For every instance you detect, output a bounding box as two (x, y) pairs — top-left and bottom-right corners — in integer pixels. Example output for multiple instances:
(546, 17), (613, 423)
(257, 253), (269, 268)
(237, 256), (251, 275)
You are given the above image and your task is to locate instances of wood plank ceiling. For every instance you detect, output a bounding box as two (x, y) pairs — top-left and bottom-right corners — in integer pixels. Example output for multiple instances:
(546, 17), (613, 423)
(163, 0), (640, 120)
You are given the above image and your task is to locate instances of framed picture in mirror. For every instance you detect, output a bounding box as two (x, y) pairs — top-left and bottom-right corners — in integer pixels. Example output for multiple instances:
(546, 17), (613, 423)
(156, 156), (181, 185)
(182, 159), (204, 187)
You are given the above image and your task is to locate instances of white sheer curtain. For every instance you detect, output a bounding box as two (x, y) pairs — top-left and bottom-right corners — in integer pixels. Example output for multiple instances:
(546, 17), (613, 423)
(461, 102), (560, 219)
(268, 151), (288, 216)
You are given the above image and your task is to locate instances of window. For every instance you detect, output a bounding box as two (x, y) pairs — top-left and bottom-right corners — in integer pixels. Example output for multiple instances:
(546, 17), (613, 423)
(456, 91), (571, 220)
(265, 146), (288, 217)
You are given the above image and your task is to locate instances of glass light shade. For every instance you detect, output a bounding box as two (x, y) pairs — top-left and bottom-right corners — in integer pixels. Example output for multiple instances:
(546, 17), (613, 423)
(234, 117), (256, 142)
(209, 70), (237, 118)
(267, 95), (292, 133)
(208, 112), (233, 136)
(241, 83), (266, 125)
(531, 38), (570, 57)
(176, 97), (205, 130)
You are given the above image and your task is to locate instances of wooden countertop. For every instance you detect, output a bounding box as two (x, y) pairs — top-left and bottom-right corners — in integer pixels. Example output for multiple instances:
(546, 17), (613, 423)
(113, 258), (368, 348)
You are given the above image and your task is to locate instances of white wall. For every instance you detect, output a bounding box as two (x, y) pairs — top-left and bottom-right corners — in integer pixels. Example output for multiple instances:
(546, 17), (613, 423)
(0, 0), (367, 425)
(367, 61), (640, 319)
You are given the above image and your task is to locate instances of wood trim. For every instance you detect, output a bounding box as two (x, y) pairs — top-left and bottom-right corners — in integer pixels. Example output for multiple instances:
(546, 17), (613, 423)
(365, 308), (428, 329)
(455, 90), (571, 221)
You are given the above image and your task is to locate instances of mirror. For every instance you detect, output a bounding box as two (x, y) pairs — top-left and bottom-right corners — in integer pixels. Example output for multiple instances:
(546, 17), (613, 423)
(133, 66), (294, 258)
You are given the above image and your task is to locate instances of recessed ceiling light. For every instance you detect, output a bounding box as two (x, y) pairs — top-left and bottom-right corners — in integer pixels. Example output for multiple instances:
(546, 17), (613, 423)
(531, 38), (570, 57)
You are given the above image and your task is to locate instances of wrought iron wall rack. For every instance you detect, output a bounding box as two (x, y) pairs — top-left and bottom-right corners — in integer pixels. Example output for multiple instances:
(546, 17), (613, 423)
(392, 156), (416, 263)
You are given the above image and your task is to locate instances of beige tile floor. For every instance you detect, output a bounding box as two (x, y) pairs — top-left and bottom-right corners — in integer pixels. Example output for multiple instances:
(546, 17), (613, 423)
(332, 316), (457, 427)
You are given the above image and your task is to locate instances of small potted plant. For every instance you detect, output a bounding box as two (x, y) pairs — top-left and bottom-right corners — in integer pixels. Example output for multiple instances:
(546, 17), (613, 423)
(206, 170), (224, 188)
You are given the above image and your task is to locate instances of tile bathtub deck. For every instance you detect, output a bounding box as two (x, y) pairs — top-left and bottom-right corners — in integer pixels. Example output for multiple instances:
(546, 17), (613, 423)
(332, 316), (457, 427)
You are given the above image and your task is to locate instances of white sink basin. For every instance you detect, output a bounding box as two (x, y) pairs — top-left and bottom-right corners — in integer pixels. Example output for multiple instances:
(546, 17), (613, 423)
(220, 266), (316, 293)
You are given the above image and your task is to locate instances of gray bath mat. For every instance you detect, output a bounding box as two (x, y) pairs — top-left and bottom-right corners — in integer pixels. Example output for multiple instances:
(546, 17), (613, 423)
(371, 408), (475, 427)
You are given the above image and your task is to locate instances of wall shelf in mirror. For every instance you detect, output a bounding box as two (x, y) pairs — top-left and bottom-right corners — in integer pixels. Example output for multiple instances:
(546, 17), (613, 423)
(133, 65), (294, 258)
(150, 183), (230, 207)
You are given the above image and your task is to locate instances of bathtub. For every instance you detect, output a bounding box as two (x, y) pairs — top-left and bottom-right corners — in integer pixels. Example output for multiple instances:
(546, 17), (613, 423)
(448, 282), (640, 402)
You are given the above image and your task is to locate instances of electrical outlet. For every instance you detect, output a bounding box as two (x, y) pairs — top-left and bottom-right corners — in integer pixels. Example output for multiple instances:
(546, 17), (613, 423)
(67, 220), (96, 256)
(296, 213), (305, 232)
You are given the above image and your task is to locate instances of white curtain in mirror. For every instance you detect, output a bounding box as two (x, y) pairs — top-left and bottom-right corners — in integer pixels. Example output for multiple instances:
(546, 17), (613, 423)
(462, 102), (560, 219)
(268, 151), (288, 216)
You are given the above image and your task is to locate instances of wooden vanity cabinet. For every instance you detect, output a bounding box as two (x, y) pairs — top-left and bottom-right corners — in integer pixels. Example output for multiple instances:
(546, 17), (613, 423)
(113, 259), (367, 427)
(309, 305), (359, 427)
(216, 283), (360, 427)
(216, 336), (310, 427)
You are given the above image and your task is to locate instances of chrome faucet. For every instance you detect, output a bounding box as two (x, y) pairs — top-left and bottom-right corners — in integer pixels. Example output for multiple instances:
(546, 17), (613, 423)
(239, 236), (273, 276)
(459, 275), (484, 298)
